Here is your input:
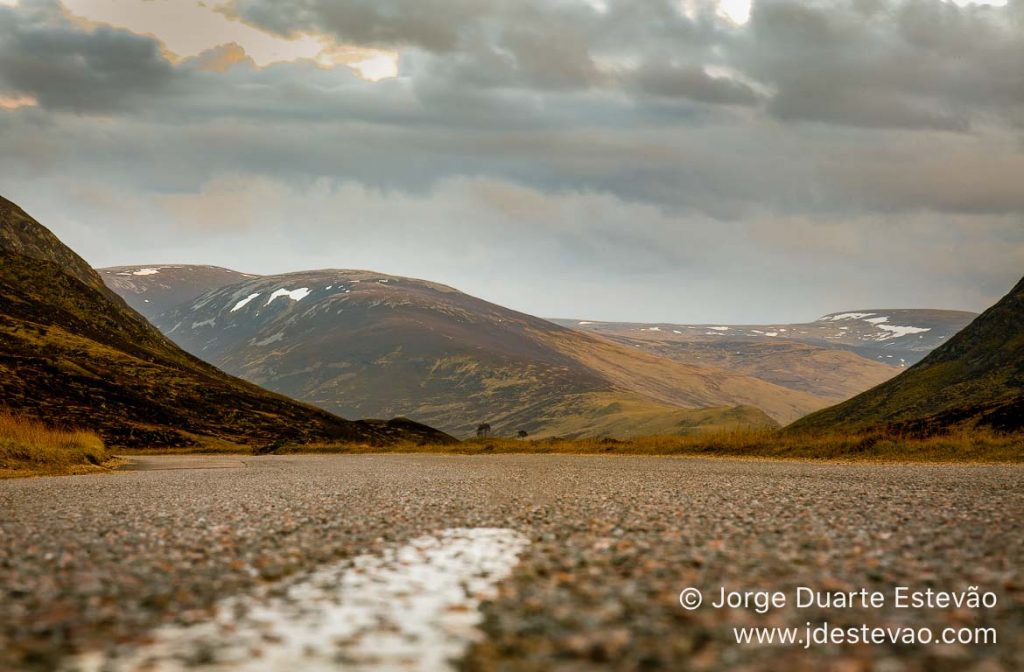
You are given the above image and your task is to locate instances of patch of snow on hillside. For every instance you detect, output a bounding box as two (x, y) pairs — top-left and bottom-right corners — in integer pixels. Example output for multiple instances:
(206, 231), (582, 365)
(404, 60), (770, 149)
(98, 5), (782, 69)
(826, 312), (875, 321)
(642, 327), (662, 332)
(764, 331), (779, 337)
(709, 326), (730, 331)
(266, 288), (311, 306)
(864, 316), (890, 324)
(133, 268), (160, 276)
(192, 318), (216, 329)
(578, 321), (595, 325)
(231, 293), (261, 312)
(876, 324), (931, 340)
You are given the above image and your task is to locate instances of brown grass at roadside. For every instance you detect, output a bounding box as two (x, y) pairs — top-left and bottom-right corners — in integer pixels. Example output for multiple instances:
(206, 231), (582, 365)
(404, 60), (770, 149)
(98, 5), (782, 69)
(0, 410), (114, 478)
(271, 428), (1023, 464)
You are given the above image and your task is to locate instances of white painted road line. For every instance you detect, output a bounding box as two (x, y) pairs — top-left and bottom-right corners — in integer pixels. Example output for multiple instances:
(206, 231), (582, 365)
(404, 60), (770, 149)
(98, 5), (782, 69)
(67, 528), (529, 671)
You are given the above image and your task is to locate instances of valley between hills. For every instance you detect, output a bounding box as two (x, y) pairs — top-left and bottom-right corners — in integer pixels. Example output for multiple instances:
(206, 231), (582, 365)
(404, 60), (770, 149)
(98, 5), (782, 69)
(100, 263), (959, 439)
(1, 193), (1021, 471)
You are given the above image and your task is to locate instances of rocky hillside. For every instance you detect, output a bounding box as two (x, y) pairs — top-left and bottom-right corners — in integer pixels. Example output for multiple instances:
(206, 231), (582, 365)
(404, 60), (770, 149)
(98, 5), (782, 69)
(789, 276), (1024, 435)
(0, 196), (452, 449)
(144, 269), (827, 438)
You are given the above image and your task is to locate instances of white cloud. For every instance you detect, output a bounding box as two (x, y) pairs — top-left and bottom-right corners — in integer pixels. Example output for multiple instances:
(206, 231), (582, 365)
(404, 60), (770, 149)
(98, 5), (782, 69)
(717, 0), (751, 24)
(345, 53), (400, 81)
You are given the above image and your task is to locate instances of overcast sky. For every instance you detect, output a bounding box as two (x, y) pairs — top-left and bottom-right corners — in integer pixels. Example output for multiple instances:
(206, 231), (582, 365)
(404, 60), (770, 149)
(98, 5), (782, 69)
(1, 0), (1022, 322)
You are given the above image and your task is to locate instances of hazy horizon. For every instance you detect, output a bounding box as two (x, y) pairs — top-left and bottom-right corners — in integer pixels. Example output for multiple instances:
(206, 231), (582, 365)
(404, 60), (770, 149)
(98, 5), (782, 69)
(2, 0), (1023, 323)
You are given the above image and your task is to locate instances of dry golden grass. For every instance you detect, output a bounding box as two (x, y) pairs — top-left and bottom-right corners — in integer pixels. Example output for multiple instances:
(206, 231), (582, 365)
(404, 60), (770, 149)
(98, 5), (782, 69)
(0, 409), (110, 477)
(274, 428), (1023, 463)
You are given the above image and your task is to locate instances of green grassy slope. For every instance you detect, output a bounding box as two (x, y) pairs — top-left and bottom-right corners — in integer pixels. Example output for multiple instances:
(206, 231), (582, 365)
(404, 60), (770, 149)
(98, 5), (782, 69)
(500, 392), (778, 439)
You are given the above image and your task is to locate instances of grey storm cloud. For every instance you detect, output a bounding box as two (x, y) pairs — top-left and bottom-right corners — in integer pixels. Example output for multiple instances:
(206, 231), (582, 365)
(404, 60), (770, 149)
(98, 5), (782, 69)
(228, 0), (1024, 129)
(230, 0), (491, 52)
(0, 2), (177, 112)
(230, 0), (735, 94)
(740, 0), (1024, 130)
(0, 0), (1021, 321)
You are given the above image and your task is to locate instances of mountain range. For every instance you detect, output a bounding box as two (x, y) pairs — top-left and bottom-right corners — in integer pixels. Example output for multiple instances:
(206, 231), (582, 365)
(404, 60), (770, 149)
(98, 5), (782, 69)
(101, 266), (838, 438)
(559, 305), (970, 359)
(99, 261), (991, 440)
(552, 310), (975, 404)
(0, 196), (451, 449)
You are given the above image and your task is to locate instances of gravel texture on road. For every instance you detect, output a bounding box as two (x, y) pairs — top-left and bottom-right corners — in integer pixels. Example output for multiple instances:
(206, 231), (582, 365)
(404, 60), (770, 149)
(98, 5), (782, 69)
(1, 455), (1021, 671)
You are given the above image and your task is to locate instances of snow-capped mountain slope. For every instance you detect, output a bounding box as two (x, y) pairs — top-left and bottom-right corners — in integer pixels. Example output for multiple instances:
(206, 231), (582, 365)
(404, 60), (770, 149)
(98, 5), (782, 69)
(812, 309), (978, 356)
(100, 265), (258, 319)
(791, 279), (1024, 434)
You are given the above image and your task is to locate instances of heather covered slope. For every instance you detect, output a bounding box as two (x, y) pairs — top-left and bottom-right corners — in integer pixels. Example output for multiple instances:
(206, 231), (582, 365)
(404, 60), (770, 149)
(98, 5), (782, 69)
(789, 276), (1024, 435)
(150, 270), (825, 438)
(0, 197), (452, 449)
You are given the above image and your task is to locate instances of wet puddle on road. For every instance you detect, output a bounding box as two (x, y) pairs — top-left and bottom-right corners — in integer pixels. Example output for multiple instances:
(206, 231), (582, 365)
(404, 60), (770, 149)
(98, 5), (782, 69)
(66, 528), (529, 671)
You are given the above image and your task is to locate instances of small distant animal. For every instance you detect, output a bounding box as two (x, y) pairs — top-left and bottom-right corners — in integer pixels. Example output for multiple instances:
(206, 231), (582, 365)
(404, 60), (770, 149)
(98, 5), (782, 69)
(476, 423), (492, 439)
(516, 430), (529, 439)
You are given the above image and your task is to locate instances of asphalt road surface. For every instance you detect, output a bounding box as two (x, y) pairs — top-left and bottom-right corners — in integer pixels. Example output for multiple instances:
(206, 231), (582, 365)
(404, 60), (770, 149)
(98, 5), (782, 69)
(1, 455), (1021, 671)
